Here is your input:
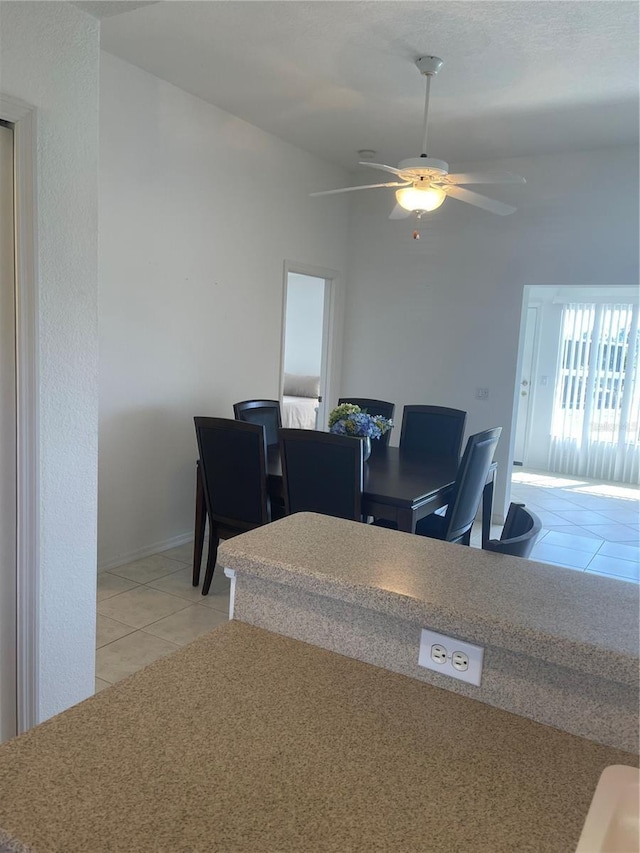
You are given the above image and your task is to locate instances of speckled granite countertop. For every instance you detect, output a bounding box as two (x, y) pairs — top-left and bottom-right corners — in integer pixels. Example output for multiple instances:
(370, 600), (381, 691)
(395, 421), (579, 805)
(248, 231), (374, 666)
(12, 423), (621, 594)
(219, 513), (640, 684)
(0, 622), (636, 853)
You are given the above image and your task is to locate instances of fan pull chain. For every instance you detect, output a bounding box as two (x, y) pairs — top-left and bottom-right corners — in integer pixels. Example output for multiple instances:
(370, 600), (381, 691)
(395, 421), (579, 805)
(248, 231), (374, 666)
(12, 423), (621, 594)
(420, 74), (431, 156)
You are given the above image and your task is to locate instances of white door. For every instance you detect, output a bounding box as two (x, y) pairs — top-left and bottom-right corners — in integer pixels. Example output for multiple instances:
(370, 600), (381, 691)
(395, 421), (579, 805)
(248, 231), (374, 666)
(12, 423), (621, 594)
(0, 122), (17, 742)
(513, 306), (538, 465)
(282, 270), (332, 429)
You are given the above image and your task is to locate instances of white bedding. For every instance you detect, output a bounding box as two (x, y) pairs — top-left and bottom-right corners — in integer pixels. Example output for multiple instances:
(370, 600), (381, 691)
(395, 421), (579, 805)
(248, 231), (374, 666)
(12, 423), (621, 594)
(282, 395), (318, 430)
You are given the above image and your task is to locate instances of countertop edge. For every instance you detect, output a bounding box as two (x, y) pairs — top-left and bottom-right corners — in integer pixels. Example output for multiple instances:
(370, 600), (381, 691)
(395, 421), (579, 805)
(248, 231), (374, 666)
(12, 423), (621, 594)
(219, 548), (639, 686)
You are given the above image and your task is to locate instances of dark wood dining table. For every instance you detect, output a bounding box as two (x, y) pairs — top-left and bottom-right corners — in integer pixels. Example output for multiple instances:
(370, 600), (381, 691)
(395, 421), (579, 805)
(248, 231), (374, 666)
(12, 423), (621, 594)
(194, 445), (497, 578)
(267, 445), (496, 539)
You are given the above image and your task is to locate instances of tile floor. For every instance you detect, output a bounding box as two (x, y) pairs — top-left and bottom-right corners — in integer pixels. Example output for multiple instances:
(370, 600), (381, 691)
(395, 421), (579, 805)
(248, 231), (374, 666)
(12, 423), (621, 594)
(96, 541), (230, 693)
(97, 468), (638, 693)
(501, 468), (639, 582)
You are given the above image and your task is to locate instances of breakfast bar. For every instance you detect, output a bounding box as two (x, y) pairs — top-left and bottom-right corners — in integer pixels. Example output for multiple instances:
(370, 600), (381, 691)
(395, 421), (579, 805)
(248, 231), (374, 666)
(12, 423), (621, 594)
(0, 514), (637, 852)
(220, 512), (639, 752)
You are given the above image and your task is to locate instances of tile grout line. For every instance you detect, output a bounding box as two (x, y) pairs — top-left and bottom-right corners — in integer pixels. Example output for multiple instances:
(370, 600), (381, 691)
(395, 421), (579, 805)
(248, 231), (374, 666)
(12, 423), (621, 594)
(96, 570), (229, 652)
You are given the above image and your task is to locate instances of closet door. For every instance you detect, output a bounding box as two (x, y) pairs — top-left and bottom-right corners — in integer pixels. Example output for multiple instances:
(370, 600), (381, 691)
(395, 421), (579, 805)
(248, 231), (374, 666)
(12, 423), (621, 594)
(0, 122), (17, 742)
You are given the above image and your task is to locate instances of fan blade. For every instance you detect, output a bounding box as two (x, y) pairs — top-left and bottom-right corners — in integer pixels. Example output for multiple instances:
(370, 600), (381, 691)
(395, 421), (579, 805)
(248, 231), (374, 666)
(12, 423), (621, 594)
(444, 171), (526, 185)
(389, 204), (411, 220)
(445, 185), (516, 215)
(310, 181), (410, 197)
(358, 161), (406, 177)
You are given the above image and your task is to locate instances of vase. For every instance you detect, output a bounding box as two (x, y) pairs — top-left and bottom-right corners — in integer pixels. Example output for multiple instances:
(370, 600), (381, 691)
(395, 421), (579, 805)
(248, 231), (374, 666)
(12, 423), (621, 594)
(362, 436), (372, 462)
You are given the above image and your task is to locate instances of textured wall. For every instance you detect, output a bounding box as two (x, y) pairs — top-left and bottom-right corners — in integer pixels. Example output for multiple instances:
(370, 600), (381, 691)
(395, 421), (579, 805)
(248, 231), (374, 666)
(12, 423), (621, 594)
(98, 52), (349, 569)
(0, 2), (100, 720)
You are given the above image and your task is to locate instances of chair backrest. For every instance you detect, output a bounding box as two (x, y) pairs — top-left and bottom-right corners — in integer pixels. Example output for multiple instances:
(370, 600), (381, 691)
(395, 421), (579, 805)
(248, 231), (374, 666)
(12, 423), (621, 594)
(194, 417), (269, 529)
(484, 503), (542, 558)
(400, 405), (467, 462)
(233, 399), (282, 448)
(279, 429), (363, 521)
(338, 398), (396, 452)
(441, 427), (502, 543)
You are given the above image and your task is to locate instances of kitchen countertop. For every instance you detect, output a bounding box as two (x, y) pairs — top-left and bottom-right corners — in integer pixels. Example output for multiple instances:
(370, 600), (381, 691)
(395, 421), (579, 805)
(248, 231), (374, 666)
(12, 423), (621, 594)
(0, 621), (636, 853)
(219, 513), (640, 685)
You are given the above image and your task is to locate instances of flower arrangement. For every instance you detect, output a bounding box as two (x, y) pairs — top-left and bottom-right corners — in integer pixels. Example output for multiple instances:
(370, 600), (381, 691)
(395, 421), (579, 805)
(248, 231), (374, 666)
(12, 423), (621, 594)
(328, 403), (393, 440)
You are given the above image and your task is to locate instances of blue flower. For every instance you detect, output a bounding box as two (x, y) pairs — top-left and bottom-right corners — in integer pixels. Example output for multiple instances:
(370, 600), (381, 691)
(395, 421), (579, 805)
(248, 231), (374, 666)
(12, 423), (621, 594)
(328, 406), (393, 440)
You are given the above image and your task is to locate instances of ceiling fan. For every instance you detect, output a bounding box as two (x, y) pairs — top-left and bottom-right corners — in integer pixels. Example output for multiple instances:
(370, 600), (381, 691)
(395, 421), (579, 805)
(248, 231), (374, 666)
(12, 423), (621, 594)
(311, 56), (525, 220)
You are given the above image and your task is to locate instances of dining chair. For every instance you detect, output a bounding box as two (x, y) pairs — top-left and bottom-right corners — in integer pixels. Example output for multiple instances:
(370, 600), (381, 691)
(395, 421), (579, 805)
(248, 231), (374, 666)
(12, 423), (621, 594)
(194, 417), (271, 595)
(415, 426), (502, 545)
(279, 428), (363, 521)
(233, 399), (282, 448)
(400, 405), (467, 463)
(233, 398), (286, 519)
(483, 502), (542, 558)
(338, 397), (396, 453)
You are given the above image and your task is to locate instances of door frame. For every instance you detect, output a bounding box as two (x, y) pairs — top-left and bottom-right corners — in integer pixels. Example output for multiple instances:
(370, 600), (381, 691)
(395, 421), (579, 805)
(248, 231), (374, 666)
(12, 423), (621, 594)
(509, 287), (543, 479)
(513, 302), (541, 466)
(0, 93), (39, 734)
(280, 261), (339, 430)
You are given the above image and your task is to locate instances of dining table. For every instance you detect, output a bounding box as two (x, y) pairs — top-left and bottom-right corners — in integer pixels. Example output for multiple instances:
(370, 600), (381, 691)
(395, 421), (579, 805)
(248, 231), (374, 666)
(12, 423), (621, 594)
(193, 444), (497, 580)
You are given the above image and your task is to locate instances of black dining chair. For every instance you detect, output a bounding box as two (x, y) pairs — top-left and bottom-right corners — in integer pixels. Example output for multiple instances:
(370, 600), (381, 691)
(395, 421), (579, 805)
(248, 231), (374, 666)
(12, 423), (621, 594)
(233, 399), (286, 519)
(338, 397), (396, 453)
(233, 399), (282, 448)
(400, 405), (467, 463)
(483, 503), (542, 558)
(415, 426), (502, 545)
(194, 417), (271, 595)
(279, 429), (363, 521)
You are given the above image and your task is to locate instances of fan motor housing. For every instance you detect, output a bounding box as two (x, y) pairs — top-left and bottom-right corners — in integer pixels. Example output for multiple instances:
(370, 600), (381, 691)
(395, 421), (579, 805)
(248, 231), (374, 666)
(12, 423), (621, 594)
(416, 56), (444, 76)
(397, 157), (449, 179)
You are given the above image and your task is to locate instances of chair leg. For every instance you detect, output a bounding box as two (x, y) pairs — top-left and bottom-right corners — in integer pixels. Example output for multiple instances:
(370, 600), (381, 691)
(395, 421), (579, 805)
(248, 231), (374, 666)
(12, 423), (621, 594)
(202, 528), (220, 596)
(461, 527), (472, 546)
(192, 462), (206, 587)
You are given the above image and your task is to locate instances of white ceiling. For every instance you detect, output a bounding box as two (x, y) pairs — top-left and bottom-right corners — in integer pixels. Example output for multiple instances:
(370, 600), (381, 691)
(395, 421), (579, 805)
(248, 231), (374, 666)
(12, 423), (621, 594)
(97, 1), (639, 169)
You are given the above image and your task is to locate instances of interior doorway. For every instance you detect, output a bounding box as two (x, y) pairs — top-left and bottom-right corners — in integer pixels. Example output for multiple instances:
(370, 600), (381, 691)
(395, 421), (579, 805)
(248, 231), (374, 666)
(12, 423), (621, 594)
(0, 120), (17, 742)
(280, 265), (335, 430)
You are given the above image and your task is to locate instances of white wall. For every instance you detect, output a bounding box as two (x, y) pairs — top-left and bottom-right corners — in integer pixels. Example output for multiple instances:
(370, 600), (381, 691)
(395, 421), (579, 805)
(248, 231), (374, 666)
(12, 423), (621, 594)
(341, 146), (639, 518)
(0, 2), (100, 719)
(99, 52), (349, 568)
(284, 273), (325, 376)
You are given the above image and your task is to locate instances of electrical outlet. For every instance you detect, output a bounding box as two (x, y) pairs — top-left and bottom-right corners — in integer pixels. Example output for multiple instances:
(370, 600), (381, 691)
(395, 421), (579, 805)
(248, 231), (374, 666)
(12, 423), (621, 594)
(418, 629), (484, 686)
(452, 651), (469, 672)
(475, 388), (489, 400)
(431, 644), (447, 664)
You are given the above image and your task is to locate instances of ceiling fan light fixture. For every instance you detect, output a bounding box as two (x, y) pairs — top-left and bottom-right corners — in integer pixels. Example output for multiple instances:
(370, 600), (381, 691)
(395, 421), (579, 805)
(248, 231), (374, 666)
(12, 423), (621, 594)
(395, 185), (446, 212)
(310, 56), (524, 218)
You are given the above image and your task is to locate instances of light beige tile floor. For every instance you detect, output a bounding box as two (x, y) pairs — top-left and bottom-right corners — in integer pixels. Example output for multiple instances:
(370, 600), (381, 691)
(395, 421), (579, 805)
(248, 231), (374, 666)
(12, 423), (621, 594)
(95, 542), (229, 693)
(471, 468), (639, 583)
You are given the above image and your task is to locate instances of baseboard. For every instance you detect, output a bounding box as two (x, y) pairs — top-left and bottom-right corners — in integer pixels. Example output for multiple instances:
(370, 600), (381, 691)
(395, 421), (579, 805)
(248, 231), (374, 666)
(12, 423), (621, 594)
(98, 531), (194, 573)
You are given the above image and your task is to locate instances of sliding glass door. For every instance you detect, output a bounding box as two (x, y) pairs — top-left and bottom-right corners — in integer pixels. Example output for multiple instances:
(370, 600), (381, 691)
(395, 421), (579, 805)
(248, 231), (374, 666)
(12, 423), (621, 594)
(549, 301), (639, 483)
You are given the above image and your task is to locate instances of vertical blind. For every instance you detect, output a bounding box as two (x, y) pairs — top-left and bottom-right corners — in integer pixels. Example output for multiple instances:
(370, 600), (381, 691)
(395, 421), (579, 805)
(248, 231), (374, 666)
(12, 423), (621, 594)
(549, 302), (639, 483)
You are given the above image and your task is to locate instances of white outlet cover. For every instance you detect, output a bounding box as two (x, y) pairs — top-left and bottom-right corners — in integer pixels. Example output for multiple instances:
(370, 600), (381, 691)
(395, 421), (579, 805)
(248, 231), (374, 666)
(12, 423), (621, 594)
(418, 628), (484, 686)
